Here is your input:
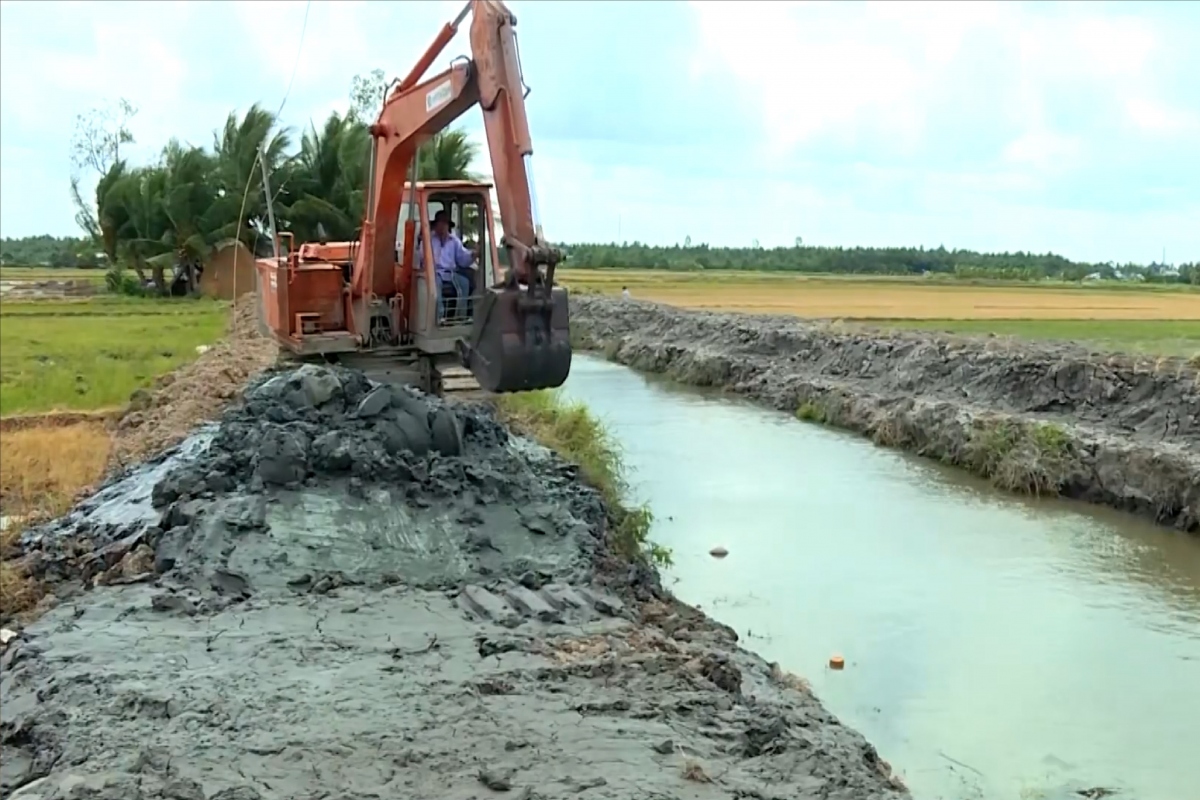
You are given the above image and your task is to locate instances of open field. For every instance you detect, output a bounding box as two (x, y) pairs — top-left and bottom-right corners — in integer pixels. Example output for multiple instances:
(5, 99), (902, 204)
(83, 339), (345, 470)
(0, 266), (105, 282)
(559, 267), (1200, 293)
(855, 319), (1200, 358)
(560, 268), (1200, 356)
(0, 296), (228, 416)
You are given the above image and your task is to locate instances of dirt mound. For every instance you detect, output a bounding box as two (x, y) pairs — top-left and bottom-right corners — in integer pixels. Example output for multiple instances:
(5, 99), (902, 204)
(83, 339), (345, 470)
(108, 300), (278, 470)
(571, 295), (1200, 532)
(2, 364), (907, 800)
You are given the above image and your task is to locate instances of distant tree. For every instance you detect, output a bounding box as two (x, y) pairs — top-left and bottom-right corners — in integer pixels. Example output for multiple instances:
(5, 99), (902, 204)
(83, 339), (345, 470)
(0, 235), (97, 267)
(349, 68), (388, 122)
(69, 97), (138, 247)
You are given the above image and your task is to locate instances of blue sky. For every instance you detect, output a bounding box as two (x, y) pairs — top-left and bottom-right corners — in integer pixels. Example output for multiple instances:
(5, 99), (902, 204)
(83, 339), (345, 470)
(1, 0), (1198, 263)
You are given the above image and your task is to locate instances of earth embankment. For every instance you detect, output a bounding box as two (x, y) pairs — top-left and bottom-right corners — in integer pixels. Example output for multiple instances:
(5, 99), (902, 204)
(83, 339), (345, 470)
(1, 364), (906, 800)
(571, 295), (1200, 533)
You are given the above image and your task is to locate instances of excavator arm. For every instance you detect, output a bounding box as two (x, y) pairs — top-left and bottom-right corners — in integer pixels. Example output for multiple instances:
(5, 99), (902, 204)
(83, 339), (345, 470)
(468, 0), (563, 285)
(351, 0), (570, 394)
(353, 0), (559, 299)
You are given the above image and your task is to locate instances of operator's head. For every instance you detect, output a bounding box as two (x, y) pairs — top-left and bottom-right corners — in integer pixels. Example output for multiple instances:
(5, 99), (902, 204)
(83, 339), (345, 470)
(432, 209), (454, 239)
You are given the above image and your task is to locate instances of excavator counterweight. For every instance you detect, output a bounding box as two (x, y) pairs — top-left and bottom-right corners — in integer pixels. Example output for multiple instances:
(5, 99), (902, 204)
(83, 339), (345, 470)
(253, 0), (571, 397)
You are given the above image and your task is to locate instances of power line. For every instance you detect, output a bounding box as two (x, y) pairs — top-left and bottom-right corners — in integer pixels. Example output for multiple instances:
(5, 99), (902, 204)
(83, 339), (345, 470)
(230, 0), (312, 305)
(274, 0), (313, 120)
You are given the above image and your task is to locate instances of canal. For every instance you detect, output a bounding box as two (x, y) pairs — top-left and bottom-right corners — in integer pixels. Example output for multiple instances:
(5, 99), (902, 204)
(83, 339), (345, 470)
(561, 355), (1200, 800)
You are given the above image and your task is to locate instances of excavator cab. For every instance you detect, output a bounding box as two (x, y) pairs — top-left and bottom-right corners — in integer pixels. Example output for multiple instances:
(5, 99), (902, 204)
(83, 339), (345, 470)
(402, 181), (571, 394)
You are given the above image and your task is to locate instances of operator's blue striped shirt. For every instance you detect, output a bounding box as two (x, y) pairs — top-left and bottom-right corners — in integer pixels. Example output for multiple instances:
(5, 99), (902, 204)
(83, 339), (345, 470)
(416, 232), (474, 280)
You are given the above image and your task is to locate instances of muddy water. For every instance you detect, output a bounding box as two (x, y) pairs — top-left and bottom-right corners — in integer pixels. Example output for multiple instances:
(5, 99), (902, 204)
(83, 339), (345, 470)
(561, 355), (1200, 800)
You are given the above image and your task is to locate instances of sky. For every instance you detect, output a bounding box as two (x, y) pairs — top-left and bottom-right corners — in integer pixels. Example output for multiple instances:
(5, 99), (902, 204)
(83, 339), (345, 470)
(1, 0), (1198, 264)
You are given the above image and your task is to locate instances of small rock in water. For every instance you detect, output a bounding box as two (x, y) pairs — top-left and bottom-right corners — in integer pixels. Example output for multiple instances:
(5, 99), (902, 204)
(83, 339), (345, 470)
(709, 546), (728, 558)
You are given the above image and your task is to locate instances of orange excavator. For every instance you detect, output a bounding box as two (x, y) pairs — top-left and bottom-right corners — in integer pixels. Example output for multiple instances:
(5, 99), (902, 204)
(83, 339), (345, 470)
(254, 0), (570, 396)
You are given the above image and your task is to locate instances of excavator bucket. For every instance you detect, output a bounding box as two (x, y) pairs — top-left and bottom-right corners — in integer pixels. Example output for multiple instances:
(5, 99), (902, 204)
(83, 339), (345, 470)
(460, 282), (571, 393)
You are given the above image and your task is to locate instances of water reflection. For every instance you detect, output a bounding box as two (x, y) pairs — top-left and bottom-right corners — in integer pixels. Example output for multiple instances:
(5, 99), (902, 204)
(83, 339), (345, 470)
(562, 355), (1200, 800)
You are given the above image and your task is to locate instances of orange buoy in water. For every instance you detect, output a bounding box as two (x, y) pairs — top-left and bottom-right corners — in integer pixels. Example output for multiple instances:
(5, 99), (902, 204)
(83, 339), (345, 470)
(829, 654), (845, 670)
(709, 546), (729, 558)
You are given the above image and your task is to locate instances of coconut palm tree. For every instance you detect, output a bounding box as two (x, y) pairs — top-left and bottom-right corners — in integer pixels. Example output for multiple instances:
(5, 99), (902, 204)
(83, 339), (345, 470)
(94, 161), (131, 265)
(103, 165), (172, 293)
(159, 140), (223, 292)
(418, 129), (480, 181)
(281, 121), (480, 242)
(210, 104), (292, 248)
(284, 112), (370, 243)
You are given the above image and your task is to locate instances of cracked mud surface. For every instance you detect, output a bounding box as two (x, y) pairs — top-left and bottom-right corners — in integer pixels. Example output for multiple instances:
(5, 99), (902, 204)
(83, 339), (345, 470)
(2, 365), (905, 799)
(571, 295), (1200, 532)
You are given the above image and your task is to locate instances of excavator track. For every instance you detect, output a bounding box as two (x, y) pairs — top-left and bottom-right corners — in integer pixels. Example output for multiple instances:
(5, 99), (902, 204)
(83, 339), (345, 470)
(439, 364), (488, 398)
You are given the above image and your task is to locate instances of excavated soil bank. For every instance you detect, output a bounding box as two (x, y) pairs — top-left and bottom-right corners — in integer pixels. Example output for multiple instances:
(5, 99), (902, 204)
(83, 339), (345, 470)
(1, 364), (906, 800)
(571, 296), (1200, 533)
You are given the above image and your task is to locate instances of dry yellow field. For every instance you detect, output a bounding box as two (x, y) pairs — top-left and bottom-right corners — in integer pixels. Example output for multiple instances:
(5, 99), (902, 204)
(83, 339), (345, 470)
(559, 269), (1200, 321)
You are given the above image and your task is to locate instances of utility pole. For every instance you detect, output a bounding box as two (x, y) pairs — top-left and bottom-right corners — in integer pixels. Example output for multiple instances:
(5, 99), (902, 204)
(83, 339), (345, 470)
(258, 143), (280, 259)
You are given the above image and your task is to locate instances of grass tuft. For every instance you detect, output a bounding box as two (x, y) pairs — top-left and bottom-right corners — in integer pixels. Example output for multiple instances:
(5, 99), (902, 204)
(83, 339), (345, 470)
(795, 401), (827, 424)
(495, 389), (672, 568)
(964, 419), (1072, 496)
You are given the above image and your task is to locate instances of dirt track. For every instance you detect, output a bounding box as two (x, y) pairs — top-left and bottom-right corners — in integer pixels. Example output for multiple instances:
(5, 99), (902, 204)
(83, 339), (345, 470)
(1, 365), (906, 799)
(570, 295), (1200, 533)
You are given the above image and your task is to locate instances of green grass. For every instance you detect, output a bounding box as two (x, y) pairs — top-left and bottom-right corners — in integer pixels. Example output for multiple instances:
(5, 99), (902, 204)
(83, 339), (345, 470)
(0, 297), (228, 415)
(495, 389), (671, 568)
(0, 266), (105, 282)
(0, 296), (223, 318)
(864, 319), (1200, 357)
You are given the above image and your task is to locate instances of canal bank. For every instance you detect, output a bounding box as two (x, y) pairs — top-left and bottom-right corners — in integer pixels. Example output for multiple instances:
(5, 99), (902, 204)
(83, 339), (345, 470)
(560, 354), (1200, 800)
(570, 295), (1200, 534)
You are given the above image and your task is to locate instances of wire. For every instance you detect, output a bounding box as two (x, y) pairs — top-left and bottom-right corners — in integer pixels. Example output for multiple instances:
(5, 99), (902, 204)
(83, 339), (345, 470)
(230, 0), (312, 317)
(228, 154), (260, 316)
(274, 0), (313, 120)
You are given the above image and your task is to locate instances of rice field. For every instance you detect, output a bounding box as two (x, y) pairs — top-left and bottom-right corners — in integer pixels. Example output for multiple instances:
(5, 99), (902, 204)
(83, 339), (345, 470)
(0, 296), (228, 416)
(559, 269), (1200, 356)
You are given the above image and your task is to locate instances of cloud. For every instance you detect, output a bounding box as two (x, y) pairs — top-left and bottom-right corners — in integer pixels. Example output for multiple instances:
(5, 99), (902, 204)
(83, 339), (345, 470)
(0, 0), (1197, 263)
(1002, 130), (1083, 172)
(684, 0), (1200, 260)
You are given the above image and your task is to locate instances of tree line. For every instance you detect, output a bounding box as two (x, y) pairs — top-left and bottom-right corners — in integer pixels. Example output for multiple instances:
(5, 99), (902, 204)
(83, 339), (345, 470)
(3, 71), (1195, 289)
(24, 70), (482, 295)
(563, 242), (1198, 284)
(5, 234), (1196, 287)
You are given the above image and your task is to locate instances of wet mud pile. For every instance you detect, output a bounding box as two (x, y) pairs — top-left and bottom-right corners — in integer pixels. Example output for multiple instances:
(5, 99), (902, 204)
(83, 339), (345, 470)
(1, 365), (906, 799)
(572, 296), (1200, 533)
